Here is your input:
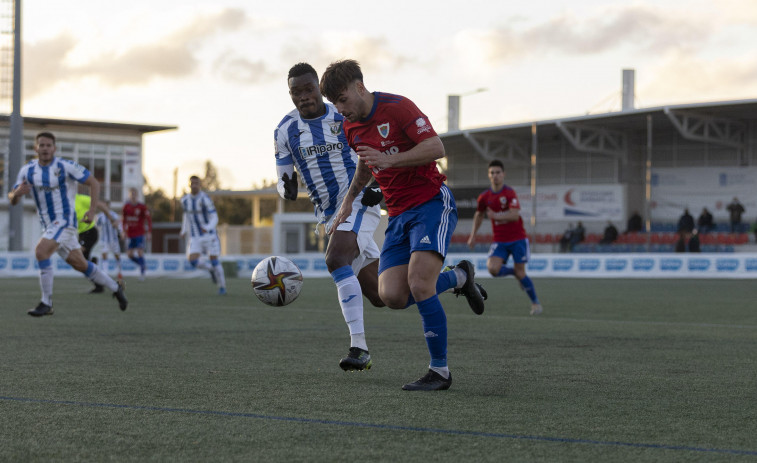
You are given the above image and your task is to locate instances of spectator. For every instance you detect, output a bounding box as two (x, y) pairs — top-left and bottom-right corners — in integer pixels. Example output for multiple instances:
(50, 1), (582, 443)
(675, 234), (686, 253)
(626, 210), (643, 233)
(559, 223), (574, 253)
(599, 221), (619, 245)
(677, 208), (695, 235)
(688, 229), (701, 252)
(570, 221), (586, 250)
(697, 207), (715, 234)
(726, 197), (745, 233)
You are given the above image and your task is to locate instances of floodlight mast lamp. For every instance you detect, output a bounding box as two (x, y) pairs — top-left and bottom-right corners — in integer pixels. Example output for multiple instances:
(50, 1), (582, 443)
(447, 88), (488, 132)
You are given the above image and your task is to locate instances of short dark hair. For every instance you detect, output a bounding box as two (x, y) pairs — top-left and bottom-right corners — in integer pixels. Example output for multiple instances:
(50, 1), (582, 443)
(36, 132), (56, 145)
(320, 59), (363, 102)
(288, 62), (318, 81)
(488, 160), (504, 170)
(189, 175), (201, 182)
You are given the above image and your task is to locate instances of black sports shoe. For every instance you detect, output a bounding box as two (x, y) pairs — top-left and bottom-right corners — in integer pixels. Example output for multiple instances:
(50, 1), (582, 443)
(453, 260), (485, 315)
(402, 369), (452, 391)
(90, 284), (104, 294)
(339, 347), (372, 371)
(28, 302), (54, 317)
(475, 282), (488, 301)
(113, 282), (128, 311)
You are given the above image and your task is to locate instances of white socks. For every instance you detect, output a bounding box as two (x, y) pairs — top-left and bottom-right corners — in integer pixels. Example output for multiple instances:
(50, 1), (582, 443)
(335, 274), (367, 350)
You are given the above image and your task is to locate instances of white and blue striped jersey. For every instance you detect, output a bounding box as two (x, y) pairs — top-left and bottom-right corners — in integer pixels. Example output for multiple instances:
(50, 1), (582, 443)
(180, 191), (219, 238)
(96, 210), (121, 244)
(13, 157), (90, 230)
(275, 103), (357, 224)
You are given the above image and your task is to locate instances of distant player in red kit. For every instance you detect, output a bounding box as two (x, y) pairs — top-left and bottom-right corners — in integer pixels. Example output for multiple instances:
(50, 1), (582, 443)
(122, 187), (152, 281)
(468, 159), (542, 315)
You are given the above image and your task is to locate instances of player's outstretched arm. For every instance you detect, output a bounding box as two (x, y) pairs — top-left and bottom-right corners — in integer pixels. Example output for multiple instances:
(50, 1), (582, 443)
(82, 176), (100, 223)
(468, 211), (484, 249)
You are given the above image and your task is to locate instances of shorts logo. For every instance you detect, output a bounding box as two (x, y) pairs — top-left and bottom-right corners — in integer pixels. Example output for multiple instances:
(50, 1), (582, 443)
(424, 330), (438, 338)
(420, 236), (431, 245)
(377, 123), (390, 138)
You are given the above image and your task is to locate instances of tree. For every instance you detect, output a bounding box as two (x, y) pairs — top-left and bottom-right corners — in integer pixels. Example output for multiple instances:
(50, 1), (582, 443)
(201, 160), (252, 225)
(143, 176), (172, 222)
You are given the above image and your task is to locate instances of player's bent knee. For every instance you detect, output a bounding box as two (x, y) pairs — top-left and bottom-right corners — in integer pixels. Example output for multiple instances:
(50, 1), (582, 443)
(367, 293), (385, 308)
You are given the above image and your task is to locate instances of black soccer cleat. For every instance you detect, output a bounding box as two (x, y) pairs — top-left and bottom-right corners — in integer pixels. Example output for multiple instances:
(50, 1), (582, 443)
(90, 284), (104, 294)
(402, 369), (452, 391)
(113, 282), (128, 311)
(453, 260), (485, 315)
(28, 302), (54, 317)
(475, 282), (488, 301)
(339, 347), (372, 371)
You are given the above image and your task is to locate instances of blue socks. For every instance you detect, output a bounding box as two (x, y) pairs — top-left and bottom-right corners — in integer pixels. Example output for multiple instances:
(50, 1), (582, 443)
(416, 295), (447, 368)
(520, 275), (539, 304)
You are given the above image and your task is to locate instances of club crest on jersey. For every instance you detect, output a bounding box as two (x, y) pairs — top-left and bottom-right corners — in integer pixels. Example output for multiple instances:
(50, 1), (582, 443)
(329, 122), (342, 136)
(377, 123), (390, 138)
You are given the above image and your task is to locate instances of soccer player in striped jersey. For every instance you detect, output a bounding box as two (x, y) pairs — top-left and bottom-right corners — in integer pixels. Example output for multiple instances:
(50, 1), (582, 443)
(275, 62), (385, 372)
(468, 160), (542, 315)
(320, 59), (486, 391)
(95, 201), (124, 284)
(7, 132), (128, 316)
(179, 175), (226, 295)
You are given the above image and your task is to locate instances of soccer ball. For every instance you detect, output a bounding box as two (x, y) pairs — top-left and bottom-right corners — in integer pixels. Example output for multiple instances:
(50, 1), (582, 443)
(251, 256), (303, 307)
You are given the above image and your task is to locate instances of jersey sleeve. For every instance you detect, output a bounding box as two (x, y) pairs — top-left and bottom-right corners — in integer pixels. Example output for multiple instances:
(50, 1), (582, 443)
(203, 195), (219, 231)
(274, 125), (295, 167)
(398, 98), (437, 145)
(274, 122), (297, 199)
(476, 191), (488, 212)
(64, 159), (90, 183)
(506, 189), (521, 210)
(13, 165), (29, 190)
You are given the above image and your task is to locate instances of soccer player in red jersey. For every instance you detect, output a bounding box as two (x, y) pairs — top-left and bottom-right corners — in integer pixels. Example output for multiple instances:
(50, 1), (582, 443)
(122, 187), (152, 281)
(320, 59), (486, 391)
(468, 160), (542, 315)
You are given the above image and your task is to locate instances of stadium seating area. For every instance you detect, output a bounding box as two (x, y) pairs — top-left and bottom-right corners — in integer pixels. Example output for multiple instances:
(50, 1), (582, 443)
(451, 225), (753, 254)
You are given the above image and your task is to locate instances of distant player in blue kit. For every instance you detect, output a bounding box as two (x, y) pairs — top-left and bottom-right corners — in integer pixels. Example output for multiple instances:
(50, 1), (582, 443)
(468, 160), (542, 315)
(180, 175), (227, 295)
(275, 63), (385, 371)
(320, 59), (486, 391)
(7, 132), (128, 316)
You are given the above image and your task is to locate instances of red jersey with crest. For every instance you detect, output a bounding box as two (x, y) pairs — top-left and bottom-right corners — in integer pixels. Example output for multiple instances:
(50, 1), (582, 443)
(476, 185), (527, 243)
(342, 92), (446, 216)
(122, 201), (152, 238)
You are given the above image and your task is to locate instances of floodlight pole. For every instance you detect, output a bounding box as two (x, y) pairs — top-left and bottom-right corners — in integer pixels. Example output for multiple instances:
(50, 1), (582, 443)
(8, 0), (24, 251)
(447, 88), (487, 132)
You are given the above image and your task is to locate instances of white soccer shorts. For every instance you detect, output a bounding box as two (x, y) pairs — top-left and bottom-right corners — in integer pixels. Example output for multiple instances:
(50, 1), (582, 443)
(186, 233), (222, 257)
(326, 198), (381, 274)
(41, 222), (81, 260)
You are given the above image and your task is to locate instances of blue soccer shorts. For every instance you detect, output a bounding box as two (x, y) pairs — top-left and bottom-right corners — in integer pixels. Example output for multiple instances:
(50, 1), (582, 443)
(127, 235), (145, 250)
(488, 238), (531, 264)
(379, 185), (458, 274)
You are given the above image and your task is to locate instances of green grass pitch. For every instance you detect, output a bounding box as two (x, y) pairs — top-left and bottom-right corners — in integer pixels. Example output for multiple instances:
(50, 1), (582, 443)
(1, 276), (756, 462)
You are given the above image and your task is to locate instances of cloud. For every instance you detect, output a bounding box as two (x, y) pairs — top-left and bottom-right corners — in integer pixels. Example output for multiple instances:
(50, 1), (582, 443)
(457, 5), (715, 64)
(642, 51), (757, 103)
(23, 8), (249, 96)
(213, 51), (277, 84)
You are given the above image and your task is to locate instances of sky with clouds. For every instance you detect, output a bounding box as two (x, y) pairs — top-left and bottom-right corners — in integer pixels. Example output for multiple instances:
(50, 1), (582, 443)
(18, 0), (757, 193)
